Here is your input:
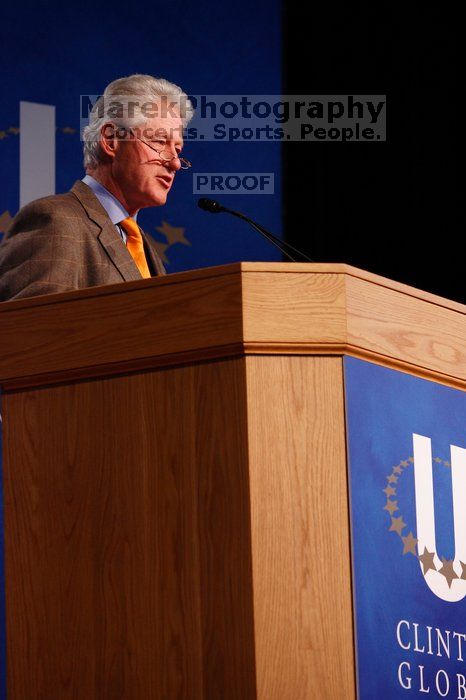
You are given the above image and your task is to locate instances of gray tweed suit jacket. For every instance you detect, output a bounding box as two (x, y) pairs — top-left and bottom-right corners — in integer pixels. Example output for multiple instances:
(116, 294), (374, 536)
(0, 180), (166, 302)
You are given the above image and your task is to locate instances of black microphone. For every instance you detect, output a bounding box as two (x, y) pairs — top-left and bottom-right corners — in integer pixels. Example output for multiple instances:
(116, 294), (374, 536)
(197, 198), (313, 263)
(198, 198), (226, 214)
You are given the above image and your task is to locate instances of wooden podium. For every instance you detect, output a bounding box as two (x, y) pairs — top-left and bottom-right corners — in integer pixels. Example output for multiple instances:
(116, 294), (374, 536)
(1, 262), (466, 699)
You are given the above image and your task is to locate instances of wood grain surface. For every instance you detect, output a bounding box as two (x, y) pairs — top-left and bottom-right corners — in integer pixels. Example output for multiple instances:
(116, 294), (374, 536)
(245, 356), (355, 699)
(2, 263), (466, 391)
(2, 358), (256, 699)
(241, 271), (347, 343)
(345, 274), (466, 382)
(0, 266), (243, 383)
(3, 353), (355, 699)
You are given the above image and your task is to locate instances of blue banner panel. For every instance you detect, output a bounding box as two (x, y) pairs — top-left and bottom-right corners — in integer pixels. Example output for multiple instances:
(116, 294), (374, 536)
(344, 356), (466, 699)
(0, 0), (282, 271)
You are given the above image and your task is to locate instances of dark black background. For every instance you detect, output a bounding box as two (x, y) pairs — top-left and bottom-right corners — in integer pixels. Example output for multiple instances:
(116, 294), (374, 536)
(283, 6), (460, 301)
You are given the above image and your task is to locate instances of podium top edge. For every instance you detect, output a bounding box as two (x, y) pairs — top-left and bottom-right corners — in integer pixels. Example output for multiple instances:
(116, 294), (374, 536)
(1, 261), (465, 316)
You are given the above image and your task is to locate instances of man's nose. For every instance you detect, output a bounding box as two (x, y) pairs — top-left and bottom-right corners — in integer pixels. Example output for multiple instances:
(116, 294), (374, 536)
(165, 155), (181, 172)
(170, 157), (182, 172)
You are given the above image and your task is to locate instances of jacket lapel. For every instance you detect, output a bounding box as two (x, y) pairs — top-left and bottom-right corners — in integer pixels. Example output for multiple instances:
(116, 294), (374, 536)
(141, 230), (166, 276)
(70, 180), (143, 283)
(98, 221), (143, 282)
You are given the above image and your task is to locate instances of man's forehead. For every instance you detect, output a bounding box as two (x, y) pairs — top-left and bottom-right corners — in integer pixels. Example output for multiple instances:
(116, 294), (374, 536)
(145, 113), (183, 141)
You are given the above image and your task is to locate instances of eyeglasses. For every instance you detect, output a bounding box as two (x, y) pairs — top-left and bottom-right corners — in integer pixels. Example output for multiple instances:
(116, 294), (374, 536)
(129, 130), (191, 170)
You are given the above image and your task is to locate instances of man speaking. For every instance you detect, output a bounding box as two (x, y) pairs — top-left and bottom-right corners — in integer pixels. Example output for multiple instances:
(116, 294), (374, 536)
(0, 74), (193, 301)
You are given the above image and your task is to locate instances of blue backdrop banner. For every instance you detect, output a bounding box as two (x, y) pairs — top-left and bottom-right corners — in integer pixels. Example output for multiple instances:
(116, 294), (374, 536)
(345, 356), (466, 699)
(0, 0), (282, 270)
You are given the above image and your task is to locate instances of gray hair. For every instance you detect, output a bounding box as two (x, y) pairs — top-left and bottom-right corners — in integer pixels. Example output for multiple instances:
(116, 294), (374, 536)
(82, 74), (194, 169)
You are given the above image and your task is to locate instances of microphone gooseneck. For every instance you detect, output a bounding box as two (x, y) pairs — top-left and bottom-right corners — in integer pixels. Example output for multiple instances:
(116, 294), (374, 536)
(197, 198), (313, 263)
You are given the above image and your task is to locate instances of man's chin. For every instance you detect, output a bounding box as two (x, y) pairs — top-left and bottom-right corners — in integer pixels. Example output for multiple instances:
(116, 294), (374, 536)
(142, 191), (168, 208)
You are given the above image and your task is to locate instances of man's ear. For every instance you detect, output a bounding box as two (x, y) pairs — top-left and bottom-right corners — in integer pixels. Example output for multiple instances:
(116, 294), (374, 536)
(99, 122), (118, 159)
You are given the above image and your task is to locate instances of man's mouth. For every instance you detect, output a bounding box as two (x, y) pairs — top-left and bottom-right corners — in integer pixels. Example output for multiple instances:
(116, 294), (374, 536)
(156, 175), (173, 189)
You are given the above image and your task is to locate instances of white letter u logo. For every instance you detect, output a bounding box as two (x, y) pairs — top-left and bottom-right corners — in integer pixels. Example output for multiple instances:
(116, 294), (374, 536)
(413, 433), (466, 602)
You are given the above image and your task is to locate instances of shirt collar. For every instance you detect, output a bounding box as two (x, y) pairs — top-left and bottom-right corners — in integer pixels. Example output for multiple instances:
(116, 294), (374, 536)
(82, 174), (138, 225)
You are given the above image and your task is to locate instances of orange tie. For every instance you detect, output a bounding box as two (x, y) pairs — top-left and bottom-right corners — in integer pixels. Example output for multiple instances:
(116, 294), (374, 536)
(119, 217), (151, 278)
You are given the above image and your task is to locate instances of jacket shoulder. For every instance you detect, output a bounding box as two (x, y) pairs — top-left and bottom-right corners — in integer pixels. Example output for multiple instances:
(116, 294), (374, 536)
(10, 191), (86, 231)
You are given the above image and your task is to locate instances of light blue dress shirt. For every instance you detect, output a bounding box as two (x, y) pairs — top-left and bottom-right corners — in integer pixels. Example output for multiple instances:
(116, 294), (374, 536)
(82, 174), (138, 244)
